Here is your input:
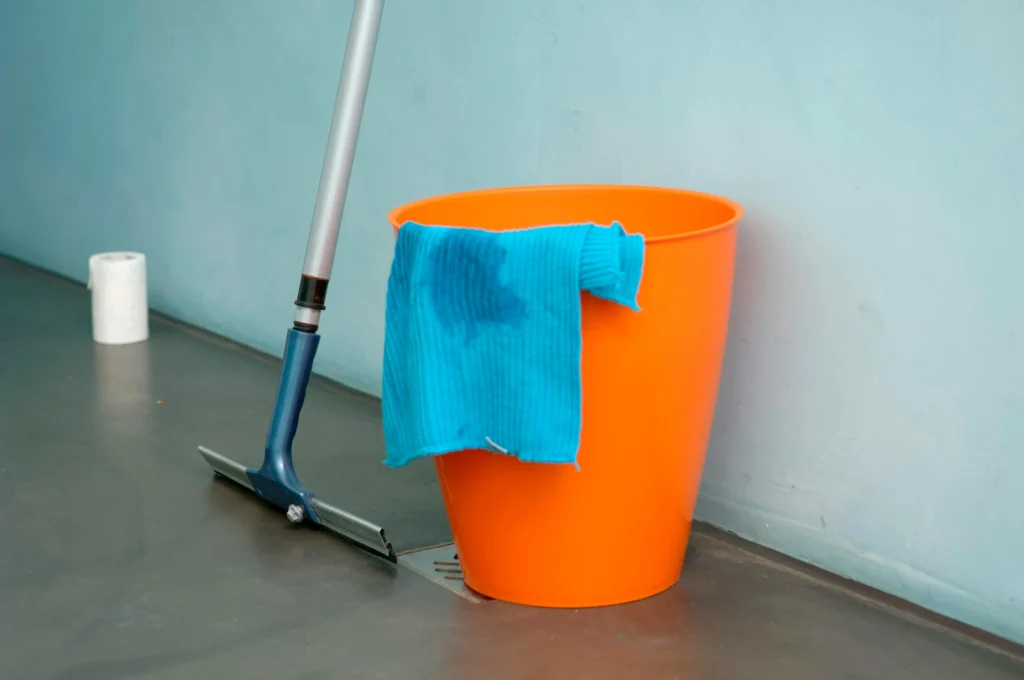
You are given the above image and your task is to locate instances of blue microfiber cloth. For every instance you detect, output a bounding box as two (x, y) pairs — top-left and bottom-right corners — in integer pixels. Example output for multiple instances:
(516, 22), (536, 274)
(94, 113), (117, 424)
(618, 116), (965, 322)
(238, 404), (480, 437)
(382, 221), (645, 468)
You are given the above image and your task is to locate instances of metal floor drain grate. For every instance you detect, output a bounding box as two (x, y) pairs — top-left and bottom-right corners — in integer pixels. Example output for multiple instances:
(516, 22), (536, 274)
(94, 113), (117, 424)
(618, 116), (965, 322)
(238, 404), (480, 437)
(397, 543), (490, 603)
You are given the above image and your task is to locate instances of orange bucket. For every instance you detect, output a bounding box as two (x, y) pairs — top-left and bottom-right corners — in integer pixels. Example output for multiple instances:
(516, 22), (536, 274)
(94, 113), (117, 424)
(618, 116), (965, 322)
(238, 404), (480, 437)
(387, 185), (741, 607)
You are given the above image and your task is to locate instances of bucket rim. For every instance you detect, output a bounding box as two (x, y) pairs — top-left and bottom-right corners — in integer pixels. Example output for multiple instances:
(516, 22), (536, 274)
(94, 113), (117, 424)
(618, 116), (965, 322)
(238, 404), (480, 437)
(386, 184), (742, 244)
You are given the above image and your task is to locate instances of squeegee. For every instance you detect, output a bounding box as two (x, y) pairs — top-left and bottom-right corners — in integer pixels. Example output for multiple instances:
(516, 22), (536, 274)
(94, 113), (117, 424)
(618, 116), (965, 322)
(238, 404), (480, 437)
(198, 0), (395, 561)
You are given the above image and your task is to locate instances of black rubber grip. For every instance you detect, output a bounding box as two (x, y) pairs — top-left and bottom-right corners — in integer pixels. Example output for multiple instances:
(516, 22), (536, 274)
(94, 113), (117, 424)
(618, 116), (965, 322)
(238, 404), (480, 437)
(295, 275), (329, 311)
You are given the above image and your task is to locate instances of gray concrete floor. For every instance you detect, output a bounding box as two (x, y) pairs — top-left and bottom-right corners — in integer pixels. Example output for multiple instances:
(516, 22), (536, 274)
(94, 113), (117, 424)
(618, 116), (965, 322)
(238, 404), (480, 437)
(2, 256), (1022, 680)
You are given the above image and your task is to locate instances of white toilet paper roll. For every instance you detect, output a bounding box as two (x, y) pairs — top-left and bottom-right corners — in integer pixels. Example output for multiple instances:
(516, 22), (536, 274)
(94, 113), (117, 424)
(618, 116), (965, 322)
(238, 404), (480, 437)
(88, 252), (149, 345)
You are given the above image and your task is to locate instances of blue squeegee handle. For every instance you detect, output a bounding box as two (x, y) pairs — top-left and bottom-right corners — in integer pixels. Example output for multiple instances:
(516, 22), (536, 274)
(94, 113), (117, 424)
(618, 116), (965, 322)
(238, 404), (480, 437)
(292, 0), (384, 333)
(247, 0), (384, 521)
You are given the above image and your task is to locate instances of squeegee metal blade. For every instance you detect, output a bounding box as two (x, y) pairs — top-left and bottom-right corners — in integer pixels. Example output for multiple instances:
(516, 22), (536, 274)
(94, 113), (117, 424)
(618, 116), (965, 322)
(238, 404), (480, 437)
(311, 497), (396, 561)
(198, 445), (254, 491)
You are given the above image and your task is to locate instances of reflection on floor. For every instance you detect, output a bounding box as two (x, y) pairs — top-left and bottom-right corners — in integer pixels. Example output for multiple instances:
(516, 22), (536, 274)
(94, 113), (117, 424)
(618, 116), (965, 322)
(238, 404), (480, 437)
(2, 256), (1021, 679)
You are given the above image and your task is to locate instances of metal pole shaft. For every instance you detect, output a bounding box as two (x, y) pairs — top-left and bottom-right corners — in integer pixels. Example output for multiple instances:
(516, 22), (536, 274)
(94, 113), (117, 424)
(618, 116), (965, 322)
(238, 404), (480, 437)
(294, 0), (384, 329)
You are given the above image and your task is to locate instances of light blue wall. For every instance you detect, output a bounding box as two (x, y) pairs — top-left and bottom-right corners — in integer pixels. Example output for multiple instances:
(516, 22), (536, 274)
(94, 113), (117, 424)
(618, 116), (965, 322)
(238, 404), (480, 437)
(2, 0), (1022, 643)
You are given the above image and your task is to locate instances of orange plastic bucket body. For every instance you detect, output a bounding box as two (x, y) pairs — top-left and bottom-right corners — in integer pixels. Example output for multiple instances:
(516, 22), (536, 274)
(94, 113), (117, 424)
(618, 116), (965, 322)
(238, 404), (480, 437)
(388, 185), (741, 607)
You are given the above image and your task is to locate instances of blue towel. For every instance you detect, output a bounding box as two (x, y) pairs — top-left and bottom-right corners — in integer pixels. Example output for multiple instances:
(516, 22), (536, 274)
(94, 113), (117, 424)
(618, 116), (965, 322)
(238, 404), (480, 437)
(382, 221), (645, 468)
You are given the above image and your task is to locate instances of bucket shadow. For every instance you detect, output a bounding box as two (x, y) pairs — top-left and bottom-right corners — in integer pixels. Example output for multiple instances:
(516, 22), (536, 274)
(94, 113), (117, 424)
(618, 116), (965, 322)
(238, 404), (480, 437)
(439, 586), (705, 679)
